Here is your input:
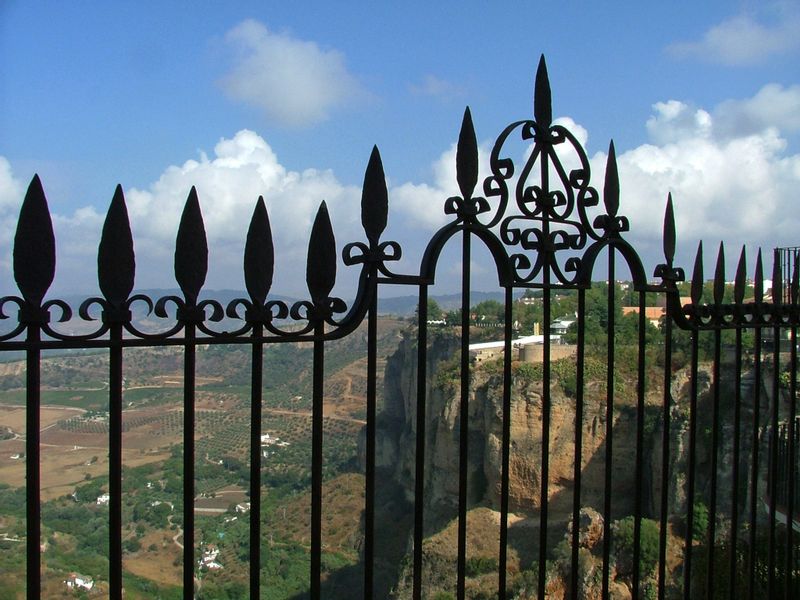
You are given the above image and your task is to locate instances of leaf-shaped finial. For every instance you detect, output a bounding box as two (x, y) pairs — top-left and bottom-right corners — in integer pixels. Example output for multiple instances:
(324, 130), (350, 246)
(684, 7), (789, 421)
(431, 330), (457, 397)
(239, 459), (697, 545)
(174, 187), (208, 305)
(690, 241), (704, 304)
(456, 107), (478, 201)
(734, 246), (746, 305)
(361, 146), (388, 246)
(244, 197), (274, 306)
(772, 249), (782, 304)
(14, 174), (56, 307)
(754, 249), (764, 304)
(603, 141), (619, 218)
(663, 193), (675, 264)
(306, 201), (337, 307)
(534, 54), (552, 127)
(713, 242), (725, 305)
(98, 185), (135, 306)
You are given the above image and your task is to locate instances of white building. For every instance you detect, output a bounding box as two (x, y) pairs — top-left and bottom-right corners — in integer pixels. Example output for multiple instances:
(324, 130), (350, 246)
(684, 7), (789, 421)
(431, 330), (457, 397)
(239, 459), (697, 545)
(65, 573), (94, 591)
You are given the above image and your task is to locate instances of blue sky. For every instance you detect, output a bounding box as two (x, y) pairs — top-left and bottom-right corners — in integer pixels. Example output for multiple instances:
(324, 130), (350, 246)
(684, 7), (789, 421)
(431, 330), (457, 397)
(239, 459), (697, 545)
(1, 2), (799, 298)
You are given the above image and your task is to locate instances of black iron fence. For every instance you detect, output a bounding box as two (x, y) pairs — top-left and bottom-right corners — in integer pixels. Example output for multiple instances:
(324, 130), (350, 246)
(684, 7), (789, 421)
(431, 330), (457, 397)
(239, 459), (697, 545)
(2, 56), (798, 599)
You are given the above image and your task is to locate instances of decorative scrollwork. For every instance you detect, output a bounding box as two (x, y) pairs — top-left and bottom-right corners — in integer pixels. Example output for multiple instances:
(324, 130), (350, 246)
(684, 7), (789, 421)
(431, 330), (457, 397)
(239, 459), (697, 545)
(473, 57), (605, 286)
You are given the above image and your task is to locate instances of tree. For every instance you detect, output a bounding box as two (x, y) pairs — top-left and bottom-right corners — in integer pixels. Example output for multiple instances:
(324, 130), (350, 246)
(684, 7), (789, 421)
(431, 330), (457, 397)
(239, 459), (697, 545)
(613, 516), (659, 578)
(427, 298), (443, 321)
(473, 299), (504, 323)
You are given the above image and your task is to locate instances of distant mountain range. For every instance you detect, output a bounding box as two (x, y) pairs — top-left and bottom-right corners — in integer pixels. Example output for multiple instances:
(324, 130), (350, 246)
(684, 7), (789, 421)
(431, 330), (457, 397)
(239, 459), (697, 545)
(49, 289), (520, 318)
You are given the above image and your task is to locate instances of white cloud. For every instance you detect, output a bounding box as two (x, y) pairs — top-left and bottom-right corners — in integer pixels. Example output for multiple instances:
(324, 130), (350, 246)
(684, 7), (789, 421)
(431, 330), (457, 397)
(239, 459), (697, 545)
(220, 20), (364, 127)
(601, 96), (800, 274)
(714, 84), (800, 139)
(2, 83), (799, 298)
(553, 117), (589, 148)
(0, 158), (24, 276)
(668, 12), (800, 66)
(388, 91), (800, 283)
(124, 130), (363, 295)
(391, 140), (493, 230)
(646, 101), (712, 144)
(409, 75), (466, 101)
(0, 131), (364, 297)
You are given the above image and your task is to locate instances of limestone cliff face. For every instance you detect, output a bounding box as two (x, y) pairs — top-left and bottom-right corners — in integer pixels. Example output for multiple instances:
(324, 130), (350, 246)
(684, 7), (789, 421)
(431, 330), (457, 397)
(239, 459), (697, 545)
(371, 329), (670, 523)
(364, 328), (772, 598)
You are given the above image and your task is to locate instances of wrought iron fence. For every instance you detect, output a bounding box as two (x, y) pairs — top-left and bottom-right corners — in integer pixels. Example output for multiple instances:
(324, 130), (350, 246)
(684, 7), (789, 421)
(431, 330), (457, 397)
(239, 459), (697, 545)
(2, 56), (798, 599)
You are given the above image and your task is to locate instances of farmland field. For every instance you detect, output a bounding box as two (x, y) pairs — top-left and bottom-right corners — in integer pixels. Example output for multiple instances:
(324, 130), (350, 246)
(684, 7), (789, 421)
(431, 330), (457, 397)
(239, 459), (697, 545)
(0, 317), (406, 598)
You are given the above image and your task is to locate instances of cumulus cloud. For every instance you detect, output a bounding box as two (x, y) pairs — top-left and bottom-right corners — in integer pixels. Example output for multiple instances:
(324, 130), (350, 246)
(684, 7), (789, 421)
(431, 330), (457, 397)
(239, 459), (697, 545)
(383, 90), (800, 283)
(668, 12), (800, 66)
(601, 96), (800, 273)
(391, 140), (493, 230)
(714, 84), (800, 139)
(2, 84), (799, 297)
(646, 101), (712, 144)
(0, 131), (364, 297)
(124, 130), (364, 294)
(220, 20), (364, 127)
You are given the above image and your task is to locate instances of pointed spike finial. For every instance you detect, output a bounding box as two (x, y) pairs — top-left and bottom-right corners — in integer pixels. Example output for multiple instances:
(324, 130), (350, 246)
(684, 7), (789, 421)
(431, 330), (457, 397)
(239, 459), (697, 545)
(734, 246), (747, 305)
(691, 241), (704, 304)
(174, 186), (208, 305)
(456, 107), (479, 200)
(713, 242), (725, 305)
(244, 196), (274, 306)
(663, 193), (676, 264)
(361, 146), (388, 246)
(534, 54), (552, 127)
(603, 141), (619, 218)
(14, 174), (56, 307)
(306, 201), (337, 307)
(98, 184), (135, 306)
(754, 249), (764, 304)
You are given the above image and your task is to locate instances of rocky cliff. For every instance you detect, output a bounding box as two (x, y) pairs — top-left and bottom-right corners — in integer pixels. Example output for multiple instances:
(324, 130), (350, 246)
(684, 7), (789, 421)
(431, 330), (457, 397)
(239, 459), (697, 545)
(364, 327), (772, 598)
(373, 329), (671, 525)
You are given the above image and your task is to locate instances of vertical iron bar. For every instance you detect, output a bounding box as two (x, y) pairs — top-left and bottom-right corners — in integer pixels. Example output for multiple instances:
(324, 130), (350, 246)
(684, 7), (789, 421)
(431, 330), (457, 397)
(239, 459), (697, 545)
(311, 321), (324, 599)
(109, 324), (123, 599)
(748, 327), (762, 600)
(786, 325), (797, 599)
(632, 291), (647, 598)
(768, 318), (781, 597)
(364, 291), (378, 599)
(729, 327), (743, 599)
(601, 253), (615, 600)
(183, 323), (196, 600)
(681, 331), (699, 600)
(456, 228), (471, 600)
(706, 328), (722, 597)
(660, 293), (674, 600)
(498, 286), (513, 600)
(25, 323), (41, 598)
(537, 144), (552, 600)
(537, 264), (552, 600)
(413, 286), (428, 600)
(569, 289), (586, 600)
(250, 323), (264, 599)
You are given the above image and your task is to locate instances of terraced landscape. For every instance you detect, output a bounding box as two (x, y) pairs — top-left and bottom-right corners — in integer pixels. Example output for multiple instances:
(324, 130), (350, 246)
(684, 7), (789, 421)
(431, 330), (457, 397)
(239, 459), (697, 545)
(0, 317), (406, 598)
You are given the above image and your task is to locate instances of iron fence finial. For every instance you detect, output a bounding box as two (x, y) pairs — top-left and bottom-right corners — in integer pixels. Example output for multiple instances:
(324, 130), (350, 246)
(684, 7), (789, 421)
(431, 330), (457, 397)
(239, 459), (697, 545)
(534, 54), (552, 127)
(14, 174), (56, 308)
(244, 196), (274, 307)
(175, 186), (208, 306)
(98, 185), (135, 307)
